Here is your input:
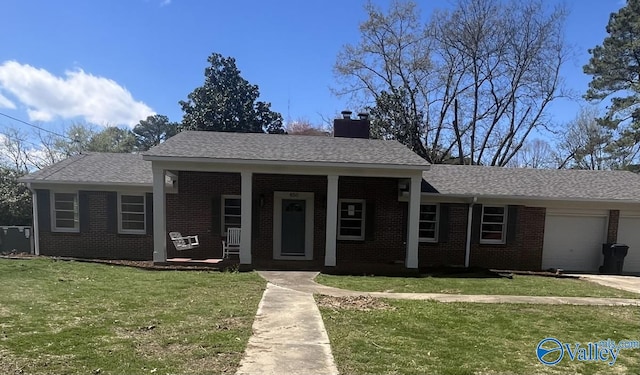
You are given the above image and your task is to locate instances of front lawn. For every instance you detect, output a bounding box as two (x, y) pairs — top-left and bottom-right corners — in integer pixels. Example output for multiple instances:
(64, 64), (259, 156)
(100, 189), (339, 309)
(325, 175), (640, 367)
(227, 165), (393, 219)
(316, 273), (639, 298)
(0, 259), (265, 375)
(319, 297), (640, 375)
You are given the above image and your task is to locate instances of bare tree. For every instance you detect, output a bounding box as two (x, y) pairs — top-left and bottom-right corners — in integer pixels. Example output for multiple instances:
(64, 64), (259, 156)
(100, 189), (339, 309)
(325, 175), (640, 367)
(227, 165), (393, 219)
(507, 138), (557, 169)
(0, 127), (31, 172)
(286, 119), (329, 136)
(556, 106), (616, 170)
(334, 0), (568, 166)
(30, 129), (66, 168)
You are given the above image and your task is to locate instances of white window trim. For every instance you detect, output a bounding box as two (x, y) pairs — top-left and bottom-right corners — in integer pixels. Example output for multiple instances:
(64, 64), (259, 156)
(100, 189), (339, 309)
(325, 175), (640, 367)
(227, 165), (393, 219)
(419, 203), (439, 243)
(221, 195), (241, 236)
(480, 205), (507, 244)
(50, 191), (79, 233)
(337, 199), (366, 241)
(118, 193), (146, 235)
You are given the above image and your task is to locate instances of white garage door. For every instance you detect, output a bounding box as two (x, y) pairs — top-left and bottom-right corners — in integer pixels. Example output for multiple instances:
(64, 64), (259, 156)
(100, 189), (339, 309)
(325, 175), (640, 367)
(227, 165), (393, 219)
(542, 211), (607, 272)
(615, 215), (640, 274)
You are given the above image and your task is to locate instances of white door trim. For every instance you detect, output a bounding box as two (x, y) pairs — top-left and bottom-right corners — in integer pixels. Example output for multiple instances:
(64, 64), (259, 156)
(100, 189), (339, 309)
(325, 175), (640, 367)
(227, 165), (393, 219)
(273, 191), (314, 260)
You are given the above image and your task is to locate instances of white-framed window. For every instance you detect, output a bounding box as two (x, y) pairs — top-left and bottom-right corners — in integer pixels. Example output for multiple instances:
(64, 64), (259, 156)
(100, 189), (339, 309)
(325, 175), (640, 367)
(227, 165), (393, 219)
(419, 204), (438, 242)
(222, 195), (241, 235)
(118, 193), (146, 234)
(338, 199), (366, 240)
(51, 191), (79, 232)
(480, 205), (507, 244)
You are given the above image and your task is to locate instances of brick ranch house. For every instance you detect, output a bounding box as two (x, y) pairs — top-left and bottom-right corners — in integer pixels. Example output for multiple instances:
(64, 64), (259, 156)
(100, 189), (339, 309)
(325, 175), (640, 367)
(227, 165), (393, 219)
(18, 117), (640, 274)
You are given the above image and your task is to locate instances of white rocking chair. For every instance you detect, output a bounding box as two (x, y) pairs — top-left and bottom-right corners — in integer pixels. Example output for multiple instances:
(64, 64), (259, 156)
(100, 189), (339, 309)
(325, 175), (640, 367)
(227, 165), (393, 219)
(169, 232), (200, 251)
(222, 227), (241, 258)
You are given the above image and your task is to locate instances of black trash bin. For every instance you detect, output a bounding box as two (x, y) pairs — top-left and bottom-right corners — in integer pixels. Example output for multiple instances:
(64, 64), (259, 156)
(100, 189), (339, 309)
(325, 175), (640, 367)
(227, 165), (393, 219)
(600, 243), (629, 275)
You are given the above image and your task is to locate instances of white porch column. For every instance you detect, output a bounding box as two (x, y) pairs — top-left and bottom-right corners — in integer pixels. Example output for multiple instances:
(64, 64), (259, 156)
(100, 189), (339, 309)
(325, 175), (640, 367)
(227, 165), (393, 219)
(240, 171), (252, 265)
(28, 184), (39, 255)
(324, 175), (339, 267)
(152, 165), (167, 263)
(406, 174), (421, 269)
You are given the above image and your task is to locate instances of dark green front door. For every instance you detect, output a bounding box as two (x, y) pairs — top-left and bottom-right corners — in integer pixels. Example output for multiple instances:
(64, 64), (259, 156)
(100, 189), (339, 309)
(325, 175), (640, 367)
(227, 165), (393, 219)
(281, 199), (306, 256)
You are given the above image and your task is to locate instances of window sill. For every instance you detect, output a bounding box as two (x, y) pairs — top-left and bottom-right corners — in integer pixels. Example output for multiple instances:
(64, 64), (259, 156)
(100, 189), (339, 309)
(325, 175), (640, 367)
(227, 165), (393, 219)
(118, 231), (147, 235)
(479, 241), (507, 246)
(51, 228), (79, 233)
(337, 237), (365, 241)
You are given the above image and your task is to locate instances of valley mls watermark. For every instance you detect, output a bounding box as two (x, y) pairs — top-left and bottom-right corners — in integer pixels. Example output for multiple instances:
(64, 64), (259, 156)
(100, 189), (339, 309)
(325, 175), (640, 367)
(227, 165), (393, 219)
(536, 337), (640, 366)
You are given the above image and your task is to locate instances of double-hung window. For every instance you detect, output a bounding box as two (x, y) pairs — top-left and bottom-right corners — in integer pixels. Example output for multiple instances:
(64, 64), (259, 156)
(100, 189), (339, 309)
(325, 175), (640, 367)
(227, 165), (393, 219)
(222, 195), (241, 235)
(419, 204), (438, 242)
(119, 194), (146, 234)
(52, 192), (79, 232)
(480, 206), (507, 244)
(337, 199), (365, 240)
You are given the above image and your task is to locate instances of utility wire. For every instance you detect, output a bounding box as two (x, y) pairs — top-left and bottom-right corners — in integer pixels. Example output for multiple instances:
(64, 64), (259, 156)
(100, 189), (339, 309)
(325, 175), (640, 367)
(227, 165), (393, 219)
(0, 111), (71, 140)
(0, 130), (48, 149)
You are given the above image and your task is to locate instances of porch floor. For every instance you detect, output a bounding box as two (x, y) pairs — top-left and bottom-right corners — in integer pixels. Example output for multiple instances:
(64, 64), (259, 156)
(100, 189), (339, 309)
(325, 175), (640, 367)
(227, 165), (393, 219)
(166, 258), (225, 264)
(164, 258), (241, 269)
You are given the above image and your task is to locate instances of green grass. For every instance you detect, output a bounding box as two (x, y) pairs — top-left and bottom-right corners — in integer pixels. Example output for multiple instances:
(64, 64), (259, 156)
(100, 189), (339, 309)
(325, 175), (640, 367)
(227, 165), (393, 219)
(316, 273), (640, 298)
(319, 297), (640, 375)
(0, 259), (266, 375)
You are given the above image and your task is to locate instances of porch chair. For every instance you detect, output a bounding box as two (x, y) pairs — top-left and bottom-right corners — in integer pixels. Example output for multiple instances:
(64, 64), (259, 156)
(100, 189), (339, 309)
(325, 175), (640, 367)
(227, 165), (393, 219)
(222, 227), (241, 258)
(169, 232), (200, 251)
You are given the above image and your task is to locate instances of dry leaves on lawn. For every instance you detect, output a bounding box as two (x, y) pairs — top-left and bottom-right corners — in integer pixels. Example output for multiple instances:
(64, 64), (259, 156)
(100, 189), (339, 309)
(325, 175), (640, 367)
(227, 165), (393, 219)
(316, 295), (395, 311)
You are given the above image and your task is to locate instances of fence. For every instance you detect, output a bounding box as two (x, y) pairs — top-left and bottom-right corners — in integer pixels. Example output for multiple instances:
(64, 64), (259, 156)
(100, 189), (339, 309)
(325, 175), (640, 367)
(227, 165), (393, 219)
(0, 226), (33, 254)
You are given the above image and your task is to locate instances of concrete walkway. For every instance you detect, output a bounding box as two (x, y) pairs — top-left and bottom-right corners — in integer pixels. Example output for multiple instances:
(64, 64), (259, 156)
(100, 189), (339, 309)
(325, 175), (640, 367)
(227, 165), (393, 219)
(571, 274), (640, 295)
(236, 271), (640, 374)
(236, 283), (338, 375)
(258, 271), (640, 306)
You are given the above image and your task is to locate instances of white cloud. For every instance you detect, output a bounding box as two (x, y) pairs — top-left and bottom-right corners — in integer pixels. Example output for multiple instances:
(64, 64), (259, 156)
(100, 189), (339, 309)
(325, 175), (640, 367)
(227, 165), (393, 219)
(0, 61), (154, 127)
(0, 92), (15, 109)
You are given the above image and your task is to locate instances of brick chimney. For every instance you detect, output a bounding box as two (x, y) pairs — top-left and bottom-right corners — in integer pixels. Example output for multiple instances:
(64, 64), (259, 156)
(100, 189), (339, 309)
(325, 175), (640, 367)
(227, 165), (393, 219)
(333, 110), (370, 139)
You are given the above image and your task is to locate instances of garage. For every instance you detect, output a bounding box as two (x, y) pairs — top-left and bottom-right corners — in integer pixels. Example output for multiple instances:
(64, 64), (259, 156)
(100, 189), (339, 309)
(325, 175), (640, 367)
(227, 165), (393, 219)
(615, 214), (640, 274)
(541, 210), (608, 272)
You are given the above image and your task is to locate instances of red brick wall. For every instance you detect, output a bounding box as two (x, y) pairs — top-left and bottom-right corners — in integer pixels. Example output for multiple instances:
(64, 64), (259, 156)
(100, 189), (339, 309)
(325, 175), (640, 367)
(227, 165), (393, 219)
(166, 171), (240, 259)
(469, 206), (546, 270)
(40, 191), (153, 260)
(37, 173), (549, 271)
(419, 203), (468, 267)
(418, 205), (546, 270)
(336, 177), (405, 266)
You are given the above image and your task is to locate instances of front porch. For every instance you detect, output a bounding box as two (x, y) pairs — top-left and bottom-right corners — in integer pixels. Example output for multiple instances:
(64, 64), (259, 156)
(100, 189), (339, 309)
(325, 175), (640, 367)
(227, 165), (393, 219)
(142, 131), (429, 272)
(156, 170), (423, 271)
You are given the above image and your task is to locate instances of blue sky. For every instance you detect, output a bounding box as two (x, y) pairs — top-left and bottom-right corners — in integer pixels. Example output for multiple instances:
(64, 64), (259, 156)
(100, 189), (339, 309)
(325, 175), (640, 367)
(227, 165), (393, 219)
(0, 0), (626, 137)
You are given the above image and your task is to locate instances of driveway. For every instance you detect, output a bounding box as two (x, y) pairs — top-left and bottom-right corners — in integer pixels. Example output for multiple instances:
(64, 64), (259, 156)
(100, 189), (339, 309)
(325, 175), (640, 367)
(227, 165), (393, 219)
(573, 274), (640, 294)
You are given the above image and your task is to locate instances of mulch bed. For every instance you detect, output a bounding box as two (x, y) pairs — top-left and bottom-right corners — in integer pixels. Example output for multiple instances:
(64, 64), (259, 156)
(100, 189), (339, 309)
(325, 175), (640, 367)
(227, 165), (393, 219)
(1, 252), (581, 277)
(0, 252), (227, 271)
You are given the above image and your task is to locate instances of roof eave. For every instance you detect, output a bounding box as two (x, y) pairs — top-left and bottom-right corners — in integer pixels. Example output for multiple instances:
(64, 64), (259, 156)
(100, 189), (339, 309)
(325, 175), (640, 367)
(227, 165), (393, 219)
(142, 155), (430, 171)
(421, 192), (640, 204)
(20, 179), (152, 187)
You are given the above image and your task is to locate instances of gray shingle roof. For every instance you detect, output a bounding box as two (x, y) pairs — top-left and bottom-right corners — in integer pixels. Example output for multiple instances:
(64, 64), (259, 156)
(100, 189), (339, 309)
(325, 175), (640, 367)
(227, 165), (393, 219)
(423, 164), (640, 201)
(20, 148), (640, 204)
(20, 153), (152, 185)
(143, 131), (429, 168)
